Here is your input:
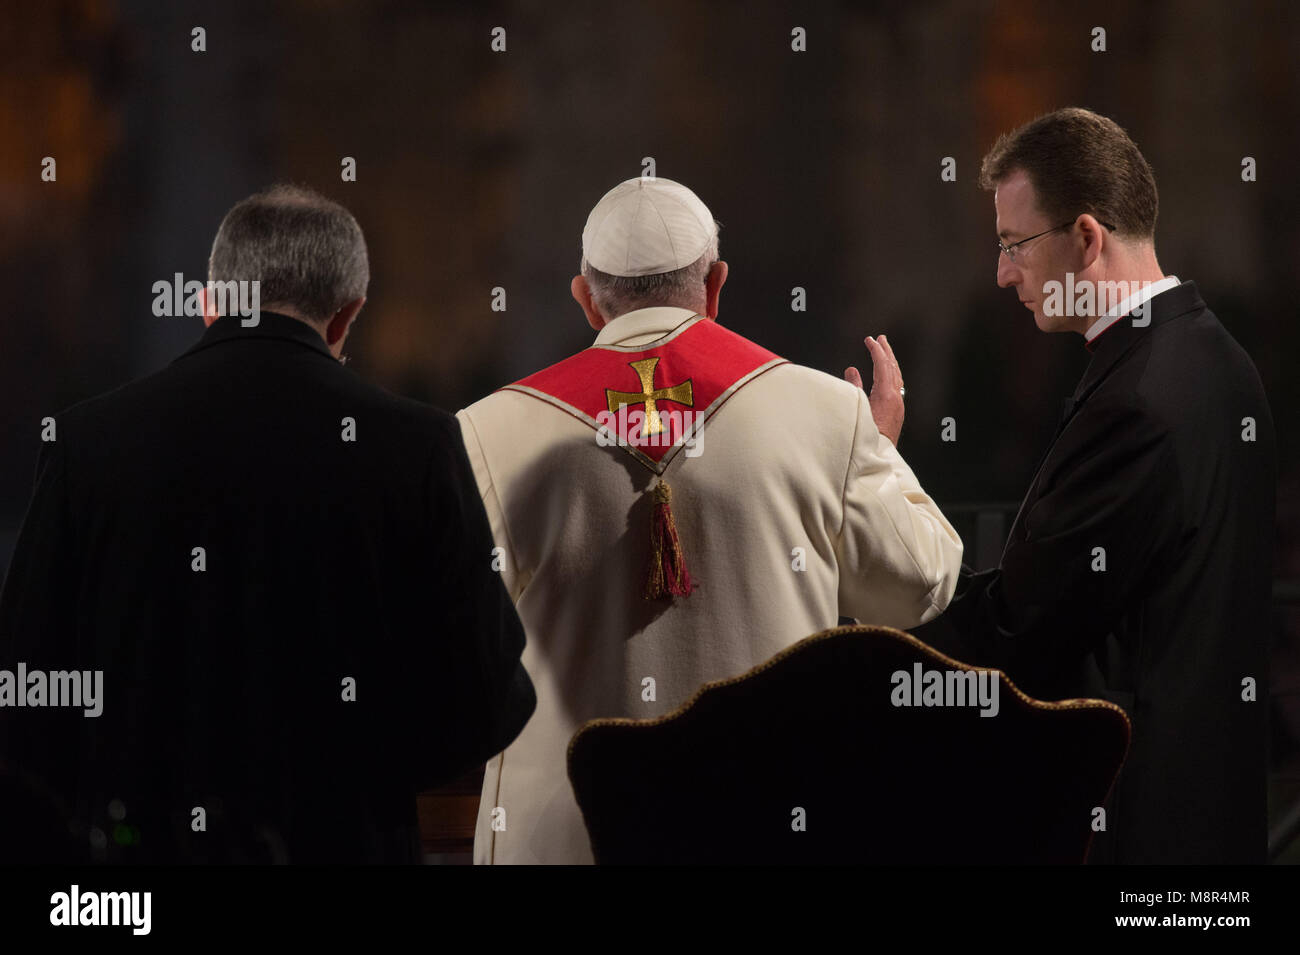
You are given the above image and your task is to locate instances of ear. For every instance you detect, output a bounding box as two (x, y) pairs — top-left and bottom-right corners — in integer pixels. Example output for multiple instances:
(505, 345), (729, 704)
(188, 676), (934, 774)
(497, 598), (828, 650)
(704, 260), (728, 319)
(572, 275), (605, 331)
(1076, 215), (1107, 271)
(199, 285), (219, 328)
(326, 297), (365, 347)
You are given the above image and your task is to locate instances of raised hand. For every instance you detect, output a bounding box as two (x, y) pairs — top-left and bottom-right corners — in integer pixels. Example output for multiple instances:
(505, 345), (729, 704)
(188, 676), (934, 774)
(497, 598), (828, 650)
(844, 334), (905, 446)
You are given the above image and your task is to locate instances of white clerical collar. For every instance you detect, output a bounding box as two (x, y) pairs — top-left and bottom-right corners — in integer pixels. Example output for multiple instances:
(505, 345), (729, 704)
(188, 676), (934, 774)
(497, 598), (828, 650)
(593, 307), (703, 347)
(1084, 275), (1180, 342)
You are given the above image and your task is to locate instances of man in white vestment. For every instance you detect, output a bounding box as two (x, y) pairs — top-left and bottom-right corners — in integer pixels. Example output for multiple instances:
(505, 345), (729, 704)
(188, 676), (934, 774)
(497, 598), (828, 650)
(457, 176), (963, 863)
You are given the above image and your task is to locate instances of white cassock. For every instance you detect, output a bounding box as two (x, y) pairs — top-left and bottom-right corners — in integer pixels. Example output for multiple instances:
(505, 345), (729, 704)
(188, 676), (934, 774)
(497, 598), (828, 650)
(456, 306), (963, 864)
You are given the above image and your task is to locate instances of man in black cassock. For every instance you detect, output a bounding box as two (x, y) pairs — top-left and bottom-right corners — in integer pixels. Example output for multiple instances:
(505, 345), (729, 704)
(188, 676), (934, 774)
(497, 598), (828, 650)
(913, 109), (1276, 864)
(0, 184), (535, 863)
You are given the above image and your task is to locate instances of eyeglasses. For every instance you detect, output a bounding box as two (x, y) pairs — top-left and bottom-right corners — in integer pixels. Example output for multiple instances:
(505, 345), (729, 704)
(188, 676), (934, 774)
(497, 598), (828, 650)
(998, 220), (1116, 264)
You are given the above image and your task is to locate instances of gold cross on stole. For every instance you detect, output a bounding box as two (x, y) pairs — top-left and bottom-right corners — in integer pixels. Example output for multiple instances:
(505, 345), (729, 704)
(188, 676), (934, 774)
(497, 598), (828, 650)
(605, 357), (694, 436)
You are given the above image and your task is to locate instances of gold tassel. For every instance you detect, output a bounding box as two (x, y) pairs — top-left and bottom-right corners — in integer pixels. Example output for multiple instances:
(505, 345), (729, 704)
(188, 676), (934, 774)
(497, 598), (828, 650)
(645, 480), (693, 599)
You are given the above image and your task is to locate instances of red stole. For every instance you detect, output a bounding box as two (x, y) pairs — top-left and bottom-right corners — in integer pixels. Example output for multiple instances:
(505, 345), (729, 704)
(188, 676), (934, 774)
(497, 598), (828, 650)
(500, 316), (787, 598)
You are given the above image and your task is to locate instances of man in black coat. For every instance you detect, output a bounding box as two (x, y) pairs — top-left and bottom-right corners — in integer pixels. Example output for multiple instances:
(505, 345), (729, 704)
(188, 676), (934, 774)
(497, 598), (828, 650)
(0, 184), (536, 863)
(913, 109), (1276, 864)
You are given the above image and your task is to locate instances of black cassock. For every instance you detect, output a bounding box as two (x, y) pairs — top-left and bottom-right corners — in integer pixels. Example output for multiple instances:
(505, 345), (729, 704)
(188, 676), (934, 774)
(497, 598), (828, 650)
(0, 312), (535, 863)
(914, 281), (1276, 864)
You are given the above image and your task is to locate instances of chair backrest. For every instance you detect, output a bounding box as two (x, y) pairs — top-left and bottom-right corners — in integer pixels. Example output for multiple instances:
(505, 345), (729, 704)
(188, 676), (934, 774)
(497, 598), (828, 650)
(567, 624), (1130, 864)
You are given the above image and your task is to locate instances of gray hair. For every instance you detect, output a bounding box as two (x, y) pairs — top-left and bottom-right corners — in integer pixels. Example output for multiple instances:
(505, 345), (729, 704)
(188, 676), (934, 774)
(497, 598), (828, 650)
(581, 225), (720, 320)
(208, 184), (369, 322)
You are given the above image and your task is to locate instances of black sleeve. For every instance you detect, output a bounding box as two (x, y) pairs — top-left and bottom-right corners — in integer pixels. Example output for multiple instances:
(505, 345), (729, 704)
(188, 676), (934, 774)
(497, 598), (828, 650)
(405, 419), (536, 790)
(0, 433), (87, 860)
(912, 395), (1177, 695)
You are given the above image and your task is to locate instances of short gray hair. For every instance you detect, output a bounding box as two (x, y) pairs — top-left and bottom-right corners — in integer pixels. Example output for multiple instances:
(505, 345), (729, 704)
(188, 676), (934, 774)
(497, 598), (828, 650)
(581, 225), (720, 320)
(208, 184), (369, 322)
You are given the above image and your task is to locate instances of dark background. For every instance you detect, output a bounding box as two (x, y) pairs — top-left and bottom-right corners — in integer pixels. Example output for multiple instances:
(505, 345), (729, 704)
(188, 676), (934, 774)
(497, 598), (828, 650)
(2, 0), (1297, 859)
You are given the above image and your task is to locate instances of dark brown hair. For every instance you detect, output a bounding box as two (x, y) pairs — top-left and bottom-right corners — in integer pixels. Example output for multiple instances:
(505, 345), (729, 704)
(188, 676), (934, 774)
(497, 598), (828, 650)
(979, 108), (1158, 239)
